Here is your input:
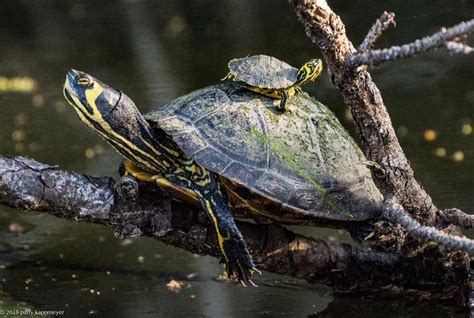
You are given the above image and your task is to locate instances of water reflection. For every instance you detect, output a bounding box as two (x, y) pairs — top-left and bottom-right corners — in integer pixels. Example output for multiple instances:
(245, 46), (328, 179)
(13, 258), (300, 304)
(0, 0), (472, 316)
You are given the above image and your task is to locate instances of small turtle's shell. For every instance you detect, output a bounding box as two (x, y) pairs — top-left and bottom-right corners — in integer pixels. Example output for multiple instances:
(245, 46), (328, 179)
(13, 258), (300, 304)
(228, 55), (298, 89)
(145, 83), (383, 224)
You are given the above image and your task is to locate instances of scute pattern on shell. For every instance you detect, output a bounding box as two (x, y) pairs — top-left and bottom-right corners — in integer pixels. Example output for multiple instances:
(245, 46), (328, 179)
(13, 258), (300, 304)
(228, 55), (299, 89)
(145, 83), (383, 223)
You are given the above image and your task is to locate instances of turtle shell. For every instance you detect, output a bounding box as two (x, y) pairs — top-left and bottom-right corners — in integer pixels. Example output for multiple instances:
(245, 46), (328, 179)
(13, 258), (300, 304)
(145, 83), (383, 224)
(228, 55), (298, 89)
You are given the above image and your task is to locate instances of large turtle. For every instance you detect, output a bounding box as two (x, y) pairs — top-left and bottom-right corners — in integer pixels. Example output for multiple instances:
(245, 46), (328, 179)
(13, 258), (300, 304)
(222, 55), (323, 111)
(63, 70), (382, 286)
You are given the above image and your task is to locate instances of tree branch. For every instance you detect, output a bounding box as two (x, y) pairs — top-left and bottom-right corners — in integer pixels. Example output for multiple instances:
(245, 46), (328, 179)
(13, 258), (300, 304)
(0, 155), (469, 301)
(358, 11), (396, 52)
(289, 0), (439, 224)
(382, 199), (474, 251)
(444, 41), (474, 54)
(288, 2), (472, 306)
(347, 18), (474, 67)
(439, 208), (474, 229)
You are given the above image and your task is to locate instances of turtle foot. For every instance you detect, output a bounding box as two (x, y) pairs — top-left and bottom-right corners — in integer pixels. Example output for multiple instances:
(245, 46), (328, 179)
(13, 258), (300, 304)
(220, 234), (259, 287)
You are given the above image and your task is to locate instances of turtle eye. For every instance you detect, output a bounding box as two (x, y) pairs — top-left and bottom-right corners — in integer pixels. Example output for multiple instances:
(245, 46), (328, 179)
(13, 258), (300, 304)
(77, 77), (93, 87)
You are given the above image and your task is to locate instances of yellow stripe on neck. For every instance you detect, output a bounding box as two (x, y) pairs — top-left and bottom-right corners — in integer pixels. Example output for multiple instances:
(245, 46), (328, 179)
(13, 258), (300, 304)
(85, 83), (108, 125)
(80, 85), (174, 172)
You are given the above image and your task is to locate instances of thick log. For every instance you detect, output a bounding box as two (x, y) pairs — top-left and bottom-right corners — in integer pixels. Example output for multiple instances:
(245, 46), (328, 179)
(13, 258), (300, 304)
(0, 155), (469, 303)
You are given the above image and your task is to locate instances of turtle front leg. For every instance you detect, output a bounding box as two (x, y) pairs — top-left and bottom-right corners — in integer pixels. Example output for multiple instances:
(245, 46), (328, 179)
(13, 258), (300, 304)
(126, 159), (259, 284)
(221, 72), (236, 81)
(193, 171), (258, 285)
(122, 160), (199, 206)
(278, 89), (290, 111)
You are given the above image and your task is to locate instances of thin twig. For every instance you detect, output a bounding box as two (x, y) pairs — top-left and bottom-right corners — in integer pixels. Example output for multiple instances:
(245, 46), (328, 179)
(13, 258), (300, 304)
(347, 18), (474, 67)
(439, 208), (474, 229)
(445, 41), (474, 54)
(358, 11), (396, 52)
(383, 200), (474, 252)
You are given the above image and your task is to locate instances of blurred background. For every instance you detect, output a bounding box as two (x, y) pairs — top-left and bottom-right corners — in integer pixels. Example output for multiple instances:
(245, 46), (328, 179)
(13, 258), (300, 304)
(0, 0), (472, 316)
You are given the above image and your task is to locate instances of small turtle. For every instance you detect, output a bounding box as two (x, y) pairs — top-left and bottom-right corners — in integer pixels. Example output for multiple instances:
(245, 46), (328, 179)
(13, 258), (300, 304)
(222, 54), (323, 110)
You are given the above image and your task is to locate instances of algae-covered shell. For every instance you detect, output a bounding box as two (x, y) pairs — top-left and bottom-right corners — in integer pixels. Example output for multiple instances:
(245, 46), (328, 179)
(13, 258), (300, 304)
(145, 83), (382, 224)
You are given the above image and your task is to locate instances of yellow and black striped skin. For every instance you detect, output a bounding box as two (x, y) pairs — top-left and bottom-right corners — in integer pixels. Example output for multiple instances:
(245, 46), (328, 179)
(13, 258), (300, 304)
(294, 58), (324, 87)
(63, 70), (256, 284)
(223, 58), (323, 111)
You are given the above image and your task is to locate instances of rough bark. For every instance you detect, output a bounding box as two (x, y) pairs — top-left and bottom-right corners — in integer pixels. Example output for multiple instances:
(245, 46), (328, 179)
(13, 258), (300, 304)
(286, 0), (473, 307)
(357, 11), (396, 53)
(289, 0), (438, 224)
(289, 1), (473, 229)
(348, 18), (474, 67)
(0, 155), (470, 303)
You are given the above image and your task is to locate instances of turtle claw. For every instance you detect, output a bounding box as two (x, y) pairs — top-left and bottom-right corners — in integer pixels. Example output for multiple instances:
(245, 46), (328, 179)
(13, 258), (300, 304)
(220, 233), (259, 287)
(224, 256), (255, 287)
(247, 279), (258, 287)
(251, 267), (262, 276)
(238, 278), (258, 288)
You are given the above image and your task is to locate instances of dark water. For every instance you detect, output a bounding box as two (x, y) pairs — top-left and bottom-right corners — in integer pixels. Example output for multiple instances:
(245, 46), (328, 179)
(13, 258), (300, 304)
(0, 0), (472, 316)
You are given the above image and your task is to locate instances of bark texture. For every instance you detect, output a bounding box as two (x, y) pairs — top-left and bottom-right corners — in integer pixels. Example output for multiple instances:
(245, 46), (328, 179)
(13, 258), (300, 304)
(289, 0), (438, 224)
(348, 18), (474, 67)
(0, 155), (469, 303)
(286, 0), (473, 307)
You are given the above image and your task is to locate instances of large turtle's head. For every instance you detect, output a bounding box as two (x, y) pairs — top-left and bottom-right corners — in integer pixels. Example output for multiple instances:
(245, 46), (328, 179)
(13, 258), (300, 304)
(63, 69), (123, 132)
(63, 69), (162, 173)
(296, 59), (323, 85)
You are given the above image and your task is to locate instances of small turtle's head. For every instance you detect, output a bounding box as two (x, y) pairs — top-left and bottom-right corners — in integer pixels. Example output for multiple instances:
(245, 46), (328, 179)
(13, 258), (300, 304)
(296, 59), (323, 85)
(63, 69), (123, 131)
